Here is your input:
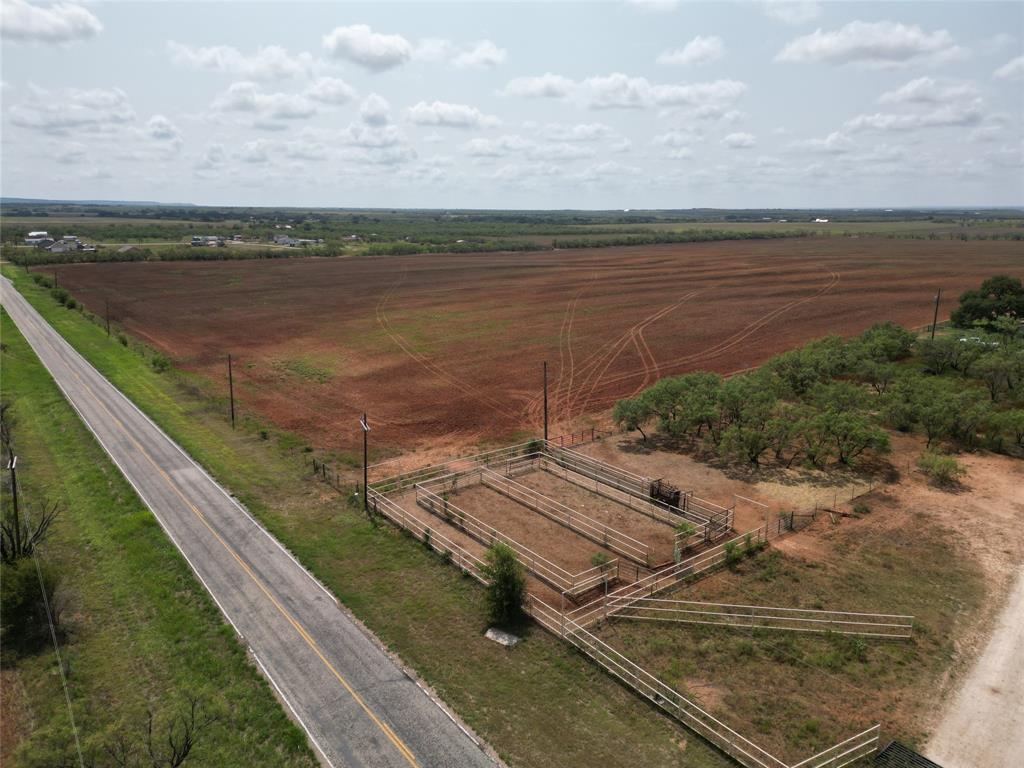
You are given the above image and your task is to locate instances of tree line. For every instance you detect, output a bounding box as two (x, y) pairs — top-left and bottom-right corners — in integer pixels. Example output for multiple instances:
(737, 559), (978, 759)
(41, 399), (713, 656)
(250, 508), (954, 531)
(613, 276), (1024, 472)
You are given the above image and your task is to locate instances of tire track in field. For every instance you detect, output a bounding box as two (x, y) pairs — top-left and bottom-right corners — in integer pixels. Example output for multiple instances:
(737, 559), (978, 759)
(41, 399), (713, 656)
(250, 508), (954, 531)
(375, 272), (520, 420)
(583, 268), (841, 410)
(566, 291), (698, 419)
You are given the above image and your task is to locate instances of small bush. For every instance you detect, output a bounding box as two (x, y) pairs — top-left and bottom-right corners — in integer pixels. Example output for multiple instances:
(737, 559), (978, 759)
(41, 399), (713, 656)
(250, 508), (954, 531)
(724, 540), (742, 570)
(50, 287), (69, 305)
(918, 451), (967, 486)
(30, 273), (45, 285)
(481, 542), (526, 627)
(590, 552), (612, 569)
(116, 333), (129, 347)
(64, 298), (77, 310)
(150, 353), (171, 373)
(852, 502), (871, 516)
(259, 429), (269, 440)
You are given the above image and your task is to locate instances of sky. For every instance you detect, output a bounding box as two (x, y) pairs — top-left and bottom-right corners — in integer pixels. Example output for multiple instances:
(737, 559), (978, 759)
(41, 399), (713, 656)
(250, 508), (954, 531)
(1, 0), (1022, 209)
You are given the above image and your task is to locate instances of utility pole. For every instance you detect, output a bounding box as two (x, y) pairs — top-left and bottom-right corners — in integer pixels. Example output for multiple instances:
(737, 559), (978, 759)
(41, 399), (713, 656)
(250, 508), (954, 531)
(7, 456), (21, 555)
(227, 354), (236, 429)
(105, 299), (111, 337)
(360, 414), (371, 513)
(53, 269), (58, 288)
(931, 289), (942, 340)
(543, 361), (549, 443)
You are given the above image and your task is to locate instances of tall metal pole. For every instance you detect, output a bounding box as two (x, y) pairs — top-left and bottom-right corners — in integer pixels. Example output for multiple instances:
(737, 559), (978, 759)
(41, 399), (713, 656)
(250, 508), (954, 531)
(8, 457), (21, 556)
(543, 361), (548, 443)
(362, 413), (369, 513)
(227, 354), (236, 429)
(105, 299), (111, 337)
(931, 289), (942, 340)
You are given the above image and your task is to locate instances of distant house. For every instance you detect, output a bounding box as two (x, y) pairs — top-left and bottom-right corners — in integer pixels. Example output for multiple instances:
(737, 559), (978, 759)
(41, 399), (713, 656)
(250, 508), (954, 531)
(46, 240), (78, 254)
(274, 235), (301, 247)
(24, 230), (53, 246)
(814, 218), (830, 223)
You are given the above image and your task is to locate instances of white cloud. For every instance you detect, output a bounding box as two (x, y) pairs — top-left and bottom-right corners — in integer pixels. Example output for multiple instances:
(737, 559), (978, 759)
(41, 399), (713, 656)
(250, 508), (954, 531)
(146, 114), (180, 142)
(762, 1), (820, 25)
(304, 77), (356, 105)
(407, 101), (500, 128)
(196, 143), (226, 171)
(10, 85), (134, 134)
(466, 135), (531, 157)
(166, 41), (315, 80)
(360, 93), (391, 125)
(654, 130), (695, 148)
(466, 134), (596, 162)
(501, 73), (575, 98)
(790, 131), (854, 154)
(846, 103), (984, 132)
(452, 39), (507, 69)
(722, 132), (756, 148)
(994, 55), (1024, 81)
(239, 139), (272, 164)
(579, 73), (746, 109)
(322, 24), (412, 72)
(1, 0), (102, 44)
(776, 21), (963, 68)
(213, 81), (317, 119)
(658, 36), (725, 66)
(666, 148), (692, 159)
(55, 142), (87, 164)
(535, 122), (614, 142)
(878, 77), (979, 105)
(626, 0), (678, 12)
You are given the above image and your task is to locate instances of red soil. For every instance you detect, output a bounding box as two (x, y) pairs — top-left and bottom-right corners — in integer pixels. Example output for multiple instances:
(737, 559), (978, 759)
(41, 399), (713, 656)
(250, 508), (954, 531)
(51, 237), (1023, 453)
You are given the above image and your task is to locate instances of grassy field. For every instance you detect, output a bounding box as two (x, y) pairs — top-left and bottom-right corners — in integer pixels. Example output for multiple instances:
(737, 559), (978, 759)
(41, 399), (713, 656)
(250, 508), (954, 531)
(595, 519), (985, 762)
(0, 308), (317, 768)
(0, 265), (737, 767)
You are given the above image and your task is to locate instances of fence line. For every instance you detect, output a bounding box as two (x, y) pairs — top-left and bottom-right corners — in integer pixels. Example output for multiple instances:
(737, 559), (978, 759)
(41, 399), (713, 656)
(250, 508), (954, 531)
(568, 524), (784, 628)
(371, 469), (882, 768)
(367, 490), (488, 583)
(414, 482), (614, 596)
(608, 597), (914, 638)
(480, 468), (652, 565)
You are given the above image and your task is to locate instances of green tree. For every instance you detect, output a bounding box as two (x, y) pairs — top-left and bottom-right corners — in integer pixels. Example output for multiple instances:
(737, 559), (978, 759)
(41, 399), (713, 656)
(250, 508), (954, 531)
(917, 336), (958, 375)
(973, 352), (1013, 401)
(951, 275), (1024, 329)
(819, 410), (890, 465)
(481, 543), (526, 627)
(0, 558), (61, 655)
(993, 409), (1024, 449)
(612, 397), (651, 441)
(853, 321), (916, 362)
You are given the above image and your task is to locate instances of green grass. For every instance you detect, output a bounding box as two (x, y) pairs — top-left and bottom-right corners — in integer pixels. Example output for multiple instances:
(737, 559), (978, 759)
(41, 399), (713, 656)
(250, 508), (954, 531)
(595, 520), (985, 762)
(0, 307), (317, 768)
(1, 265), (734, 766)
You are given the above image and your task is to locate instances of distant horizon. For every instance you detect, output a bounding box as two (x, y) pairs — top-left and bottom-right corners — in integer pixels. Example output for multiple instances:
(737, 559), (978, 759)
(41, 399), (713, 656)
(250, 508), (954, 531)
(4, 196), (1024, 214)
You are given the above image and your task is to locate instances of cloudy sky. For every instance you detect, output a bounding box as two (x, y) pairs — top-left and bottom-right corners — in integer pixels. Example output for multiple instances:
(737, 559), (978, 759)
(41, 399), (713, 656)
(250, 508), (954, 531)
(1, 0), (1022, 209)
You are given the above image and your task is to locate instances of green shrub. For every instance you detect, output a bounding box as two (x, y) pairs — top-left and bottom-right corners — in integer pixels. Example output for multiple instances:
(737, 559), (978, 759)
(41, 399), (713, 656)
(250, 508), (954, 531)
(116, 333), (129, 347)
(724, 540), (742, 570)
(150, 353), (171, 373)
(0, 559), (61, 656)
(590, 552), (612, 569)
(852, 502), (871, 516)
(481, 542), (526, 627)
(65, 297), (77, 310)
(918, 451), (967, 486)
(50, 287), (69, 305)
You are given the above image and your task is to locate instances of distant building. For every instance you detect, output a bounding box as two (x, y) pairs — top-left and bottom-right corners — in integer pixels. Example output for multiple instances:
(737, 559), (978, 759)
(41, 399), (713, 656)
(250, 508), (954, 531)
(24, 230), (53, 246)
(814, 218), (829, 223)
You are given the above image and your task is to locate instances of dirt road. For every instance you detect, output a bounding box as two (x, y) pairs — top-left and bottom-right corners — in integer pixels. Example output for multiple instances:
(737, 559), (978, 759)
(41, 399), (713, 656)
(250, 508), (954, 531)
(927, 567), (1024, 767)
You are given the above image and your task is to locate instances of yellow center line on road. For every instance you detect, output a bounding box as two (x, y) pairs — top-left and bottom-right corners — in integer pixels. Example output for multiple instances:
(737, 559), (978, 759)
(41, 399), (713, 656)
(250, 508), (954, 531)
(26, 313), (421, 768)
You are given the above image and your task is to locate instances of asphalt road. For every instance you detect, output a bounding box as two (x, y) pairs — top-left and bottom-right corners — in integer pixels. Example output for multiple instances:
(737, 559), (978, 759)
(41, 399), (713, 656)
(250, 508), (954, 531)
(1, 277), (496, 768)
(927, 567), (1024, 768)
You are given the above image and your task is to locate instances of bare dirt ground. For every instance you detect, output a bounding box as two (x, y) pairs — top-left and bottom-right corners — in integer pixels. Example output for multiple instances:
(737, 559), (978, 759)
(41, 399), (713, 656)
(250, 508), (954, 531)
(510, 468), (678, 564)
(581, 432), (1024, 759)
(50, 237), (1023, 454)
(927, 570), (1024, 768)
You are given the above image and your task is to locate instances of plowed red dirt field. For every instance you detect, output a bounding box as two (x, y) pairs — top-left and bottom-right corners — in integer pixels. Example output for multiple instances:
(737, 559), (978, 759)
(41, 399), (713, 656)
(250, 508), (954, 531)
(51, 237), (1023, 452)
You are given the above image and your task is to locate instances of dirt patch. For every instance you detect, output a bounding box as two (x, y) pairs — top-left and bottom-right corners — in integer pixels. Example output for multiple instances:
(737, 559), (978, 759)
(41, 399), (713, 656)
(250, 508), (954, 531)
(51, 237), (1024, 454)
(0, 669), (30, 765)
